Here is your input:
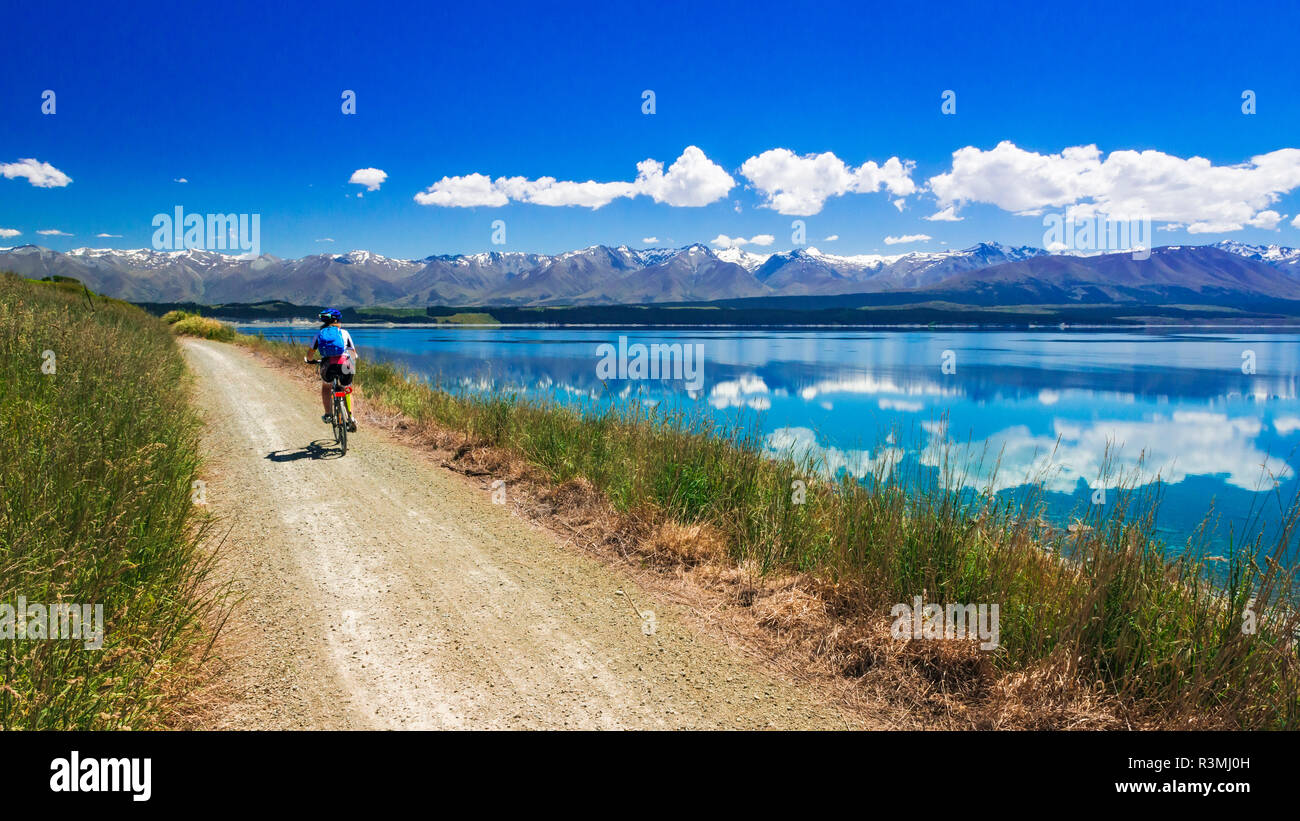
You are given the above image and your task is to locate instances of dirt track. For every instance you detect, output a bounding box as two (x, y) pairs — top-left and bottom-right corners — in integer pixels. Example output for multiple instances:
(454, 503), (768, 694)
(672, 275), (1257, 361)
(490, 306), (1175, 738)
(182, 339), (851, 729)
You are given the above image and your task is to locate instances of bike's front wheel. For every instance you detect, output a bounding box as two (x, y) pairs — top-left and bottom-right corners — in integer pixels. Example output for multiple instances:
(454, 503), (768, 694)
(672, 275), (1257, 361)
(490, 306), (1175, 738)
(332, 384), (348, 455)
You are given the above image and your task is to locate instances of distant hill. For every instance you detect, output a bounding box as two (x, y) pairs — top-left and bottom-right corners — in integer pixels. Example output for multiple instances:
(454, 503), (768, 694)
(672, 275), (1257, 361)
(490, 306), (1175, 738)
(923, 245), (1300, 305)
(3, 240), (1298, 310)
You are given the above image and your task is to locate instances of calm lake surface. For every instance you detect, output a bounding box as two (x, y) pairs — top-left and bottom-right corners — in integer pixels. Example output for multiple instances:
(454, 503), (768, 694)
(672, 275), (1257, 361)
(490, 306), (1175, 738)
(243, 325), (1300, 553)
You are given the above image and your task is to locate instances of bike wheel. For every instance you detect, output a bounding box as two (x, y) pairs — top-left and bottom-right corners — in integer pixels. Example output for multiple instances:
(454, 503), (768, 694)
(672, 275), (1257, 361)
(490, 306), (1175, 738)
(333, 387), (347, 455)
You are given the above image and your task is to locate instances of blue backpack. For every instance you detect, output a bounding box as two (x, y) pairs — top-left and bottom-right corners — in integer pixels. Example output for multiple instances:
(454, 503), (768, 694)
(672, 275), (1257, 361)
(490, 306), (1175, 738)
(316, 326), (347, 357)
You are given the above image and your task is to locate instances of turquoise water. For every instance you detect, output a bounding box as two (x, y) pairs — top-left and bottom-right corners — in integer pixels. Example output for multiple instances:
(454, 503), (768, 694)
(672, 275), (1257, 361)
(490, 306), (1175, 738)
(246, 325), (1300, 554)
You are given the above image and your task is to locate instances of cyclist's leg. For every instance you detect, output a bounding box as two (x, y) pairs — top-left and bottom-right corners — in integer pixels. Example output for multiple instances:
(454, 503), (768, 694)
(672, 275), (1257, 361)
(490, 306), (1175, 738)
(339, 368), (355, 420)
(319, 363), (334, 418)
(344, 391), (356, 431)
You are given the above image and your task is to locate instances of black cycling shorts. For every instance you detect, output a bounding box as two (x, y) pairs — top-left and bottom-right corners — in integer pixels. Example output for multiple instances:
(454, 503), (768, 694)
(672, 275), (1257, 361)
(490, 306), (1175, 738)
(320, 362), (354, 386)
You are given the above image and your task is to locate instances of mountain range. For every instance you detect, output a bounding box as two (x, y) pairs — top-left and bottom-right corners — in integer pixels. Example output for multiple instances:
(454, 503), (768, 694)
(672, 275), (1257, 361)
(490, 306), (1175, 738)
(2, 240), (1298, 309)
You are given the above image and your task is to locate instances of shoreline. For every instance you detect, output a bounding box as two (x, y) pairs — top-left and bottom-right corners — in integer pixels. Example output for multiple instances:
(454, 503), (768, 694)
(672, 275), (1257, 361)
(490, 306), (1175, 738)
(227, 319), (1300, 331)
(224, 327), (1300, 728)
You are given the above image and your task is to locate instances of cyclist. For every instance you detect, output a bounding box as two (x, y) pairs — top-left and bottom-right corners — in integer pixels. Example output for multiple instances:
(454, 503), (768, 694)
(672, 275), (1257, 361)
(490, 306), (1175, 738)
(305, 308), (358, 431)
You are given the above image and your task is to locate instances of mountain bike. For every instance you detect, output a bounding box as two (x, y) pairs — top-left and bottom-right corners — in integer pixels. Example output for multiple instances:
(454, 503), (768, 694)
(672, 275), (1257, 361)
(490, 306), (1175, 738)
(305, 358), (355, 455)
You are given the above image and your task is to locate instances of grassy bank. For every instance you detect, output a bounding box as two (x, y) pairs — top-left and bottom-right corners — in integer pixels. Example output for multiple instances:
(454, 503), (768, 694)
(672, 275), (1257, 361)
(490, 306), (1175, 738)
(237, 329), (1299, 728)
(0, 275), (218, 729)
(162, 309), (238, 341)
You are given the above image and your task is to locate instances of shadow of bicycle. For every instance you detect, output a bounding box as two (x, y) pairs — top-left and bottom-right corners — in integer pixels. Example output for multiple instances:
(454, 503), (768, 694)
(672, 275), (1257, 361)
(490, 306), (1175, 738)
(265, 439), (342, 462)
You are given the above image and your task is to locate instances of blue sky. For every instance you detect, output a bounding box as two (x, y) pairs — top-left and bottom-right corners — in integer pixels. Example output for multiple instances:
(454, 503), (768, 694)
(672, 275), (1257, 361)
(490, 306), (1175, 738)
(4, 0), (1300, 259)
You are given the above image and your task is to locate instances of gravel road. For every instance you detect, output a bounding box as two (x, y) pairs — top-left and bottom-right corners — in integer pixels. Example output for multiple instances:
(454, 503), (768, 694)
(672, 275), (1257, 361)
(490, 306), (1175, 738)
(182, 339), (851, 729)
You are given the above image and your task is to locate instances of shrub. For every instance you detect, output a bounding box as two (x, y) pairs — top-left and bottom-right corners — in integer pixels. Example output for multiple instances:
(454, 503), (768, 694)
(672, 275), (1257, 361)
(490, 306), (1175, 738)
(170, 315), (236, 342)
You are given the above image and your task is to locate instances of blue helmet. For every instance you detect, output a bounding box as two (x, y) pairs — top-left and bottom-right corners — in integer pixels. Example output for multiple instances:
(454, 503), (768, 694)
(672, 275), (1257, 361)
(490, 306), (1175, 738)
(318, 308), (342, 322)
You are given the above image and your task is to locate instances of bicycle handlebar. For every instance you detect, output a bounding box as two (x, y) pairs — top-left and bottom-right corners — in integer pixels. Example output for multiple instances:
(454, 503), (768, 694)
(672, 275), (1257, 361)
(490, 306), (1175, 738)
(304, 358), (322, 364)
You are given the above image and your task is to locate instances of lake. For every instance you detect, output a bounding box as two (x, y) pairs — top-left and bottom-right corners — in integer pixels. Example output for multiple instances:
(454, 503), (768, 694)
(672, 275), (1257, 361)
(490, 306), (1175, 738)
(242, 325), (1300, 553)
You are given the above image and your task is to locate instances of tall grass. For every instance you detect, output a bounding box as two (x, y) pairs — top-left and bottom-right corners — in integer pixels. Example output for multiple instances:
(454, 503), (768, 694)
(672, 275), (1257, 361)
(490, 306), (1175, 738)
(0, 274), (218, 729)
(169, 314), (237, 342)
(242, 332), (1300, 728)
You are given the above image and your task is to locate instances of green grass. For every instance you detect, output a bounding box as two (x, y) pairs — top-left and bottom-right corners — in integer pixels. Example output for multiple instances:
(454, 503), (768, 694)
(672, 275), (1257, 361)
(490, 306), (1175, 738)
(0, 274), (218, 729)
(433, 312), (499, 325)
(353, 306), (429, 319)
(170, 314), (237, 342)
(241, 330), (1300, 728)
(353, 307), (498, 324)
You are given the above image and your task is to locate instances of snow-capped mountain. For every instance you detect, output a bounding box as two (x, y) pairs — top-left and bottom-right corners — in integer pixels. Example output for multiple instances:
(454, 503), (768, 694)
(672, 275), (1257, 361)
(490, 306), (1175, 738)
(714, 246), (773, 271)
(751, 242), (1050, 294)
(1213, 240), (1300, 271)
(919, 244), (1300, 306)
(2, 240), (1296, 308)
(331, 249), (421, 272)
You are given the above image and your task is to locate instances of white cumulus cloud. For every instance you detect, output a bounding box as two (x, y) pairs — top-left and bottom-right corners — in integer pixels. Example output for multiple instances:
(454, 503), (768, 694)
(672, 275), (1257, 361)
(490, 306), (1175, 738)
(738, 148), (916, 216)
(1246, 210), (1286, 230)
(884, 233), (931, 245)
(641, 237), (659, 244)
(634, 146), (735, 207)
(349, 167), (388, 192)
(415, 146), (734, 209)
(2, 158), (72, 188)
(37, 229), (72, 236)
(928, 141), (1300, 233)
(95, 233), (122, 238)
(923, 205), (964, 222)
(710, 233), (775, 249)
(415, 172), (505, 207)
(0, 228), (20, 238)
